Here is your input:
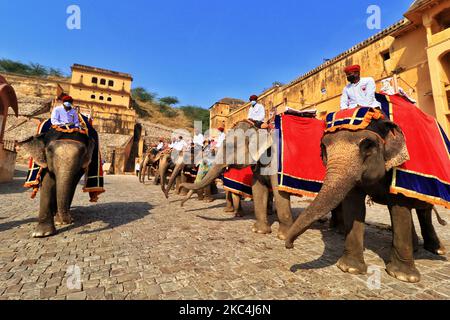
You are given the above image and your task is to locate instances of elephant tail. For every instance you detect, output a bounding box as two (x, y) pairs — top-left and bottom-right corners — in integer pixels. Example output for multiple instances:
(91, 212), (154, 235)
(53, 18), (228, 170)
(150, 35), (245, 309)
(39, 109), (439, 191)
(433, 206), (447, 226)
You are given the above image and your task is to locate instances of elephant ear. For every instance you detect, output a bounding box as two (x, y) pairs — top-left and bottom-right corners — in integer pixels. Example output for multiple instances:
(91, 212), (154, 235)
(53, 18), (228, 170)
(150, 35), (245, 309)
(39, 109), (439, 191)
(383, 121), (410, 171)
(18, 134), (48, 168)
(248, 129), (274, 163)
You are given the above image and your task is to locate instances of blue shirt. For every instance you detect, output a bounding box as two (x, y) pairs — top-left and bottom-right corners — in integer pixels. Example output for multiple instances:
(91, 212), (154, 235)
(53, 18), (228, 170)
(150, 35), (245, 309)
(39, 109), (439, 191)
(51, 105), (80, 127)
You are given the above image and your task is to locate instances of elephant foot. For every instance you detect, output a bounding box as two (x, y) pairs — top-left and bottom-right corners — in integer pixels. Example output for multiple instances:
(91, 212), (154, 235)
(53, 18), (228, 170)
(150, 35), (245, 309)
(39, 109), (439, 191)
(424, 240), (447, 256)
(32, 222), (56, 238)
(235, 211), (245, 218)
(277, 225), (290, 240)
(386, 261), (420, 283)
(54, 212), (73, 226)
(337, 255), (367, 275)
(252, 222), (272, 235)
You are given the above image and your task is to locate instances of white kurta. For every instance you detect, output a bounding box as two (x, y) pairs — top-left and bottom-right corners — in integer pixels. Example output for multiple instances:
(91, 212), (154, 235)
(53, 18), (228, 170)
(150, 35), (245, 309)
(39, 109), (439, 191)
(340, 77), (381, 110)
(248, 103), (266, 122)
(173, 139), (188, 151)
(193, 134), (204, 146)
(216, 132), (226, 148)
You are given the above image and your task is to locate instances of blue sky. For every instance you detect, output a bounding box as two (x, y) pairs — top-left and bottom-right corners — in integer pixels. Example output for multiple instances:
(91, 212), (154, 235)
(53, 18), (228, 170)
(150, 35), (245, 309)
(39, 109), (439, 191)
(0, 0), (413, 108)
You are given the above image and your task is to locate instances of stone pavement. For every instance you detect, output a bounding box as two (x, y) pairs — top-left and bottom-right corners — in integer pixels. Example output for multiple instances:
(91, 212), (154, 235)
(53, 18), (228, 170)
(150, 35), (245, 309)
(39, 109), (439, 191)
(0, 165), (449, 300)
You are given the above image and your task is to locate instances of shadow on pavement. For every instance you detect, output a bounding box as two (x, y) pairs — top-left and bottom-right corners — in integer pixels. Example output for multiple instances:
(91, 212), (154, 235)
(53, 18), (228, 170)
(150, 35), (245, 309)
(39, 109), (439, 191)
(0, 168), (28, 195)
(0, 217), (37, 233)
(59, 202), (153, 235)
(289, 210), (448, 273)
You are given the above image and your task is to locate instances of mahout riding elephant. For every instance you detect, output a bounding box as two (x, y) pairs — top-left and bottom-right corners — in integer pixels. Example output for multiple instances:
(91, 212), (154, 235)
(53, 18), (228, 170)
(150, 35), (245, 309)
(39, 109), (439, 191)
(19, 129), (96, 237)
(285, 117), (446, 283)
(181, 121), (293, 240)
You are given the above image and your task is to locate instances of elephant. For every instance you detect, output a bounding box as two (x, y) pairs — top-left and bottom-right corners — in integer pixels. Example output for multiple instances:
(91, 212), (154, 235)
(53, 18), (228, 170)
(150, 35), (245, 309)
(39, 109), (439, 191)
(181, 121), (294, 240)
(159, 150), (185, 195)
(165, 146), (217, 205)
(139, 148), (161, 184)
(285, 116), (446, 283)
(19, 129), (95, 238)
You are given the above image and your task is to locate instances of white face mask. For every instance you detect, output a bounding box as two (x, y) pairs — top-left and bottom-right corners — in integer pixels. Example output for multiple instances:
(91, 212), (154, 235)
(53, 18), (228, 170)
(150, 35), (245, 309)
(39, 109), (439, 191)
(63, 102), (72, 108)
(251, 101), (257, 106)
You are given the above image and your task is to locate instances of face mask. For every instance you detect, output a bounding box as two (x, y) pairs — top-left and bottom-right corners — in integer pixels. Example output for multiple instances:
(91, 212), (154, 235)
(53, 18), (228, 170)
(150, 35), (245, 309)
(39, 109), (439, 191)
(251, 101), (257, 106)
(63, 102), (72, 108)
(347, 75), (357, 83)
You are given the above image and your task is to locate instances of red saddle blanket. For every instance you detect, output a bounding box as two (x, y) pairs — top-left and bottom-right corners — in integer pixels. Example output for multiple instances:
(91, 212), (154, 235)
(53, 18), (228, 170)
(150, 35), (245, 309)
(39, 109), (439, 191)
(383, 94), (450, 209)
(223, 167), (253, 198)
(276, 114), (326, 197)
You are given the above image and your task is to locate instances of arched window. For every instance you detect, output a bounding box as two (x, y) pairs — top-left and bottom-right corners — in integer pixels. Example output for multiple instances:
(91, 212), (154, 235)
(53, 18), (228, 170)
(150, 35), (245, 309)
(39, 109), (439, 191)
(92, 77), (98, 84)
(99, 96), (104, 101)
(107, 97), (112, 102)
(91, 94), (96, 99)
(100, 79), (106, 85)
(108, 80), (114, 87)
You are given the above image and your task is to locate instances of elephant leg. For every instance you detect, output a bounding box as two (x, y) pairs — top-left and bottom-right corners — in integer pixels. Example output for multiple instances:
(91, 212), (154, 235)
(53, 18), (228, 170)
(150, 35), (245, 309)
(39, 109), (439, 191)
(210, 182), (218, 195)
(386, 205), (420, 283)
(197, 188), (204, 201)
(330, 204), (345, 234)
(175, 176), (182, 194)
(416, 208), (446, 255)
(412, 216), (419, 253)
(203, 185), (214, 203)
(224, 191), (234, 212)
(273, 190), (293, 240)
(153, 170), (160, 185)
(181, 190), (195, 207)
(33, 172), (57, 238)
(251, 179), (271, 235)
(180, 175), (188, 196)
(268, 194), (275, 216)
(232, 193), (243, 217)
(337, 188), (367, 275)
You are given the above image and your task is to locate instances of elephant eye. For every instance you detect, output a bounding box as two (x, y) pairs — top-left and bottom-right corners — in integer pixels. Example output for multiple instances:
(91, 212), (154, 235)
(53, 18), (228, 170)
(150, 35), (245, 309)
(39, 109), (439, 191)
(359, 138), (377, 159)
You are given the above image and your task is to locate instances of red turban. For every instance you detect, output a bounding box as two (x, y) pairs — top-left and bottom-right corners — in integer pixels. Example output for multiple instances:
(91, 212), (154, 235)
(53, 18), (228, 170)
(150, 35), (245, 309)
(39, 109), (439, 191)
(249, 95), (258, 101)
(344, 65), (361, 74)
(62, 95), (74, 103)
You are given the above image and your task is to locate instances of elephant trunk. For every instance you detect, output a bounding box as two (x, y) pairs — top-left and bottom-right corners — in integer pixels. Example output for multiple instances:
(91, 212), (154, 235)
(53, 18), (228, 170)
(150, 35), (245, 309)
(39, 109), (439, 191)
(181, 164), (226, 191)
(285, 146), (361, 248)
(164, 163), (185, 199)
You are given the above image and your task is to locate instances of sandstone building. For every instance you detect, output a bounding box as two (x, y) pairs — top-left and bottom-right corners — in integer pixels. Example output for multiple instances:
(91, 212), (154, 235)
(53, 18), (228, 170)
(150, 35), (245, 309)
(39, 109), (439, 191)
(210, 0), (450, 136)
(69, 64), (136, 135)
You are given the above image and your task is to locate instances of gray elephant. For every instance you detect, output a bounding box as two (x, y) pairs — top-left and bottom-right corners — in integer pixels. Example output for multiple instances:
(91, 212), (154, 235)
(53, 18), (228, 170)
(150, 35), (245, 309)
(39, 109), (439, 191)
(19, 130), (96, 237)
(181, 121), (293, 240)
(285, 117), (446, 283)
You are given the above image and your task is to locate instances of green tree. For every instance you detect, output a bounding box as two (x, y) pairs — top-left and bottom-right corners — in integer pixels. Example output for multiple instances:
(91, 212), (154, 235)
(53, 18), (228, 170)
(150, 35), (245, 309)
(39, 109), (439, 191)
(179, 105), (210, 132)
(28, 63), (47, 76)
(0, 59), (32, 74)
(131, 87), (157, 103)
(159, 96), (179, 106)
